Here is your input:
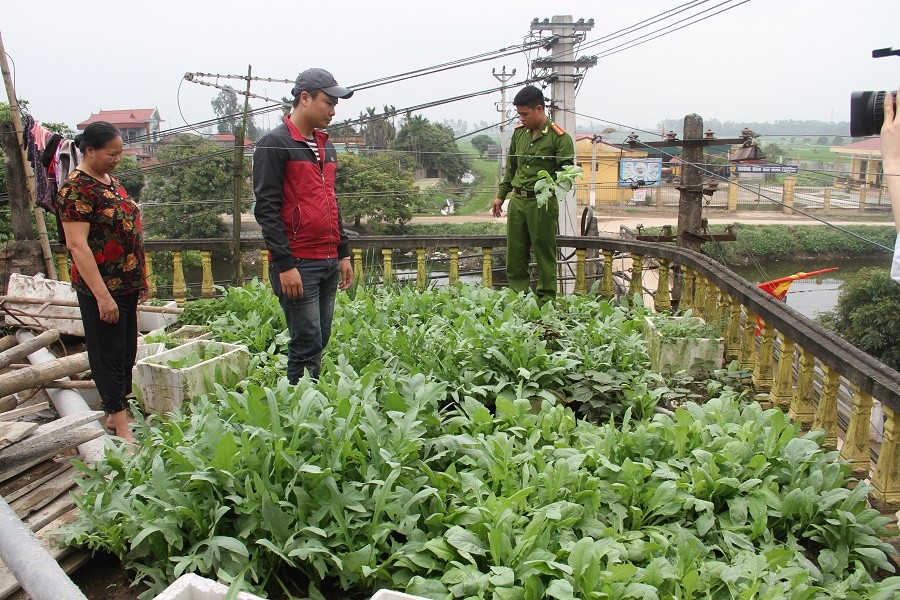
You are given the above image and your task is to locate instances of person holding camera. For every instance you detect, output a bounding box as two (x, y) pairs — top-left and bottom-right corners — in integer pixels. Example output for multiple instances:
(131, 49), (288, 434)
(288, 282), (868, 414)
(883, 88), (900, 282)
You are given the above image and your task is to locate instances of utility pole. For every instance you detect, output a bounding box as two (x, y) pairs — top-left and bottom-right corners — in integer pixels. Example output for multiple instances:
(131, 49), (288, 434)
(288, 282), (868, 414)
(492, 66), (515, 179)
(679, 114), (705, 253)
(530, 16), (596, 292)
(232, 65), (252, 286)
(0, 31), (57, 279)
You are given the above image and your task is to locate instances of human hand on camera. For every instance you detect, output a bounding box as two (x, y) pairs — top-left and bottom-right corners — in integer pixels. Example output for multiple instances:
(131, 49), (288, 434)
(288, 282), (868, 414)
(882, 88), (900, 172)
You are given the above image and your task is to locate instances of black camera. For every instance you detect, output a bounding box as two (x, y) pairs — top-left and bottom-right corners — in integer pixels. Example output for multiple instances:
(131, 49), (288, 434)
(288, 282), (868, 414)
(850, 91), (896, 137)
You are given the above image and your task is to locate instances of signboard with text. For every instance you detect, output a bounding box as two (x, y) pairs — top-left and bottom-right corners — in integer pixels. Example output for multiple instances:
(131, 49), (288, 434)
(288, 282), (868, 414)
(729, 164), (798, 175)
(618, 158), (663, 187)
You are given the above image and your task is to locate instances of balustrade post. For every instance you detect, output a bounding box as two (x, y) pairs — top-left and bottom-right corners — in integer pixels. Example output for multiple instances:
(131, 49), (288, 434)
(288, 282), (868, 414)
(352, 248), (364, 286)
(725, 299), (742, 362)
(482, 247), (493, 289)
(574, 249), (586, 295)
(655, 258), (671, 312)
(752, 320), (775, 399)
(727, 176), (738, 211)
(870, 403), (900, 529)
(812, 366), (840, 450)
(172, 251), (187, 305)
(840, 385), (874, 481)
(789, 346), (817, 430)
(381, 248), (393, 284)
(599, 250), (615, 300)
(681, 267), (695, 310)
(260, 250), (269, 285)
(449, 247), (459, 285)
(416, 248), (427, 292)
(55, 253), (69, 282)
(200, 251), (215, 298)
(704, 283), (720, 324)
(627, 254), (643, 300)
(144, 253), (157, 299)
(770, 333), (795, 411)
(739, 307), (757, 371)
(693, 275), (706, 318)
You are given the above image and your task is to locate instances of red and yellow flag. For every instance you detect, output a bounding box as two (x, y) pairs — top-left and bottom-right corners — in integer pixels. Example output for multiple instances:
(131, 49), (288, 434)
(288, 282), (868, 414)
(755, 267), (838, 333)
(757, 267), (839, 301)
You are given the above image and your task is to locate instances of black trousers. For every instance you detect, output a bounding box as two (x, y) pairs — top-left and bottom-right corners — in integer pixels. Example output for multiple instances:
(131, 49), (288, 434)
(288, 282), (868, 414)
(76, 291), (139, 414)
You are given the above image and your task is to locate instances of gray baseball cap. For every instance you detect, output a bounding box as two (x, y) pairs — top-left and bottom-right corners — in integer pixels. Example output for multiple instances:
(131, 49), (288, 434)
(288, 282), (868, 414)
(291, 68), (354, 99)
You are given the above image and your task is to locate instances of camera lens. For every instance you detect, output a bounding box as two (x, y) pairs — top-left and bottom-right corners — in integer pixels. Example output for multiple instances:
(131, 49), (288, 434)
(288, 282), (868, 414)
(850, 90), (895, 137)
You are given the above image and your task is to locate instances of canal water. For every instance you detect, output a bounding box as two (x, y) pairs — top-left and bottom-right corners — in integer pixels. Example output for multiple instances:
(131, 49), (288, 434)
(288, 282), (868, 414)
(729, 257), (890, 320)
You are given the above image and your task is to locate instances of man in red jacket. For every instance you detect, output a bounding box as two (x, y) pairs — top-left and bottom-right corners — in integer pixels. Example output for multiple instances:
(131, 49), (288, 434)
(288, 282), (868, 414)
(253, 68), (354, 382)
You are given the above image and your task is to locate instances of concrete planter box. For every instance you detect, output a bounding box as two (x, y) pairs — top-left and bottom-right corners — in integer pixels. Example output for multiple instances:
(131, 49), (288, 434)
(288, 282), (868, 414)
(138, 300), (180, 333)
(643, 315), (724, 374)
(134, 340), (249, 415)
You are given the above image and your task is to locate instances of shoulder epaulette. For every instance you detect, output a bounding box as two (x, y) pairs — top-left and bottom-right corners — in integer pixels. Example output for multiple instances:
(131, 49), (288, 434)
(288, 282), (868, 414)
(550, 122), (565, 136)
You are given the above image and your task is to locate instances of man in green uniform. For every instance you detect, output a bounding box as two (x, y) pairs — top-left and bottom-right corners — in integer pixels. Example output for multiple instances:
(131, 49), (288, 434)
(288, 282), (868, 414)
(492, 85), (575, 302)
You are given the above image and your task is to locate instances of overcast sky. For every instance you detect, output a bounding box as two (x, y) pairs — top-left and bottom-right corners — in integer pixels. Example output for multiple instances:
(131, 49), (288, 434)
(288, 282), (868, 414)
(2, 0), (899, 137)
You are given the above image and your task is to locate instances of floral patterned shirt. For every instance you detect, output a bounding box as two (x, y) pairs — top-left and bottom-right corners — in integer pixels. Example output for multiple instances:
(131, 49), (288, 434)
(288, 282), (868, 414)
(56, 170), (146, 296)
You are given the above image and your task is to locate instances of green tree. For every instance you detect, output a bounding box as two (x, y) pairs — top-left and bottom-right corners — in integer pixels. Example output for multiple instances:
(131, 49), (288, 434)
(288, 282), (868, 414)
(360, 106), (396, 149)
(392, 115), (470, 183)
(43, 122), (76, 138)
(335, 153), (421, 228)
(211, 86), (260, 141)
(471, 134), (495, 157)
(328, 119), (358, 137)
(816, 136), (829, 145)
(832, 136), (844, 145)
(761, 142), (786, 163)
(141, 134), (244, 239)
(116, 155), (145, 200)
(821, 268), (900, 370)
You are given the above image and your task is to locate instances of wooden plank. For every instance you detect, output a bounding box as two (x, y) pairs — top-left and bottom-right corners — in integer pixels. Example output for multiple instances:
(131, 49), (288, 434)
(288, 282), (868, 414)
(0, 459), (72, 502)
(23, 493), (76, 531)
(0, 426), (104, 483)
(0, 509), (79, 599)
(9, 468), (75, 519)
(0, 402), (50, 422)
(0, 422), (38, 450)
(23, 411), (104, 442)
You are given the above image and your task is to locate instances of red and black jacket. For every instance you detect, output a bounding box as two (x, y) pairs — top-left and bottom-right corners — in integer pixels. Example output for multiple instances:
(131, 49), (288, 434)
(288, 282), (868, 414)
(253, 116), (350, 273)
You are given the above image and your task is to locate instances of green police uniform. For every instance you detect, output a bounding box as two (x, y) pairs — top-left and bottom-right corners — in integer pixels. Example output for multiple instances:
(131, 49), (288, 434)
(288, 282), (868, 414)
(497, 118), (575, 300)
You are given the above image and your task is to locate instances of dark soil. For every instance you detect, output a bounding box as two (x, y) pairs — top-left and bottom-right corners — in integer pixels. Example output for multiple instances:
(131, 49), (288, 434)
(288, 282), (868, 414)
(68, 552), (146, 600)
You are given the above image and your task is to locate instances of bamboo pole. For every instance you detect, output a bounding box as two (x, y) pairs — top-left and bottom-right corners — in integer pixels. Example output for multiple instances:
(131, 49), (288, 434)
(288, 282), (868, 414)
(0, 31), (57, 279)
(0, 329), (59, 369)
(0, 296), (183, 314)
(0, 353), (90, 399)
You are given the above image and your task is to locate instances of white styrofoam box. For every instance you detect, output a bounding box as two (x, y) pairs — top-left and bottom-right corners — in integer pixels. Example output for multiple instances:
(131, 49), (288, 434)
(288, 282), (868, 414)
(136, 342), (165, 361)
(152, 574), (264, 600)
(370, 591), (429, 600)
(3, 273), (83, 336)
(168, 324), (214, 345)
(134, 339), (249, 415)
(138, 300), (181, 333)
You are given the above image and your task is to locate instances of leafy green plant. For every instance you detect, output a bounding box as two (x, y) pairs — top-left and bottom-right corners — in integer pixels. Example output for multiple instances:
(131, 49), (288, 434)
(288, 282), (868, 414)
(652, 310), (722, 343)
(534, 165), (584, 209)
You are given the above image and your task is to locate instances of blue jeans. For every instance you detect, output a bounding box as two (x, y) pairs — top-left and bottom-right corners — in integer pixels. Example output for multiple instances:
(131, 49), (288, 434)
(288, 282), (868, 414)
(269, 258), (340, 383)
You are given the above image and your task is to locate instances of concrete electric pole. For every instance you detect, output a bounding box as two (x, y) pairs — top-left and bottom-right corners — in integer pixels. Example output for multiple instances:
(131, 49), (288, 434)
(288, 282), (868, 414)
(492, 66), (516, 180)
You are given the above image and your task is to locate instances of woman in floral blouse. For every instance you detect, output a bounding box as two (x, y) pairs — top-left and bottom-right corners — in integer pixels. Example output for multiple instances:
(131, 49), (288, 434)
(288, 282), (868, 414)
(57, 121), (146, 442)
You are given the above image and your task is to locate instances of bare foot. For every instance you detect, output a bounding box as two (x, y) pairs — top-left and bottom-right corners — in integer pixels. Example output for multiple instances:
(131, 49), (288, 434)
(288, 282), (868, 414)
(107, 410), (136, 443)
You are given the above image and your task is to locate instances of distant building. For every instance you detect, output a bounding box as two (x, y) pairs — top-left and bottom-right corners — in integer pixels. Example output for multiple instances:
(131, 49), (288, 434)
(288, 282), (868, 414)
(830, 137), (882, 187)
(205, 133), (253, 149)
(77, 109), (162, 157)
